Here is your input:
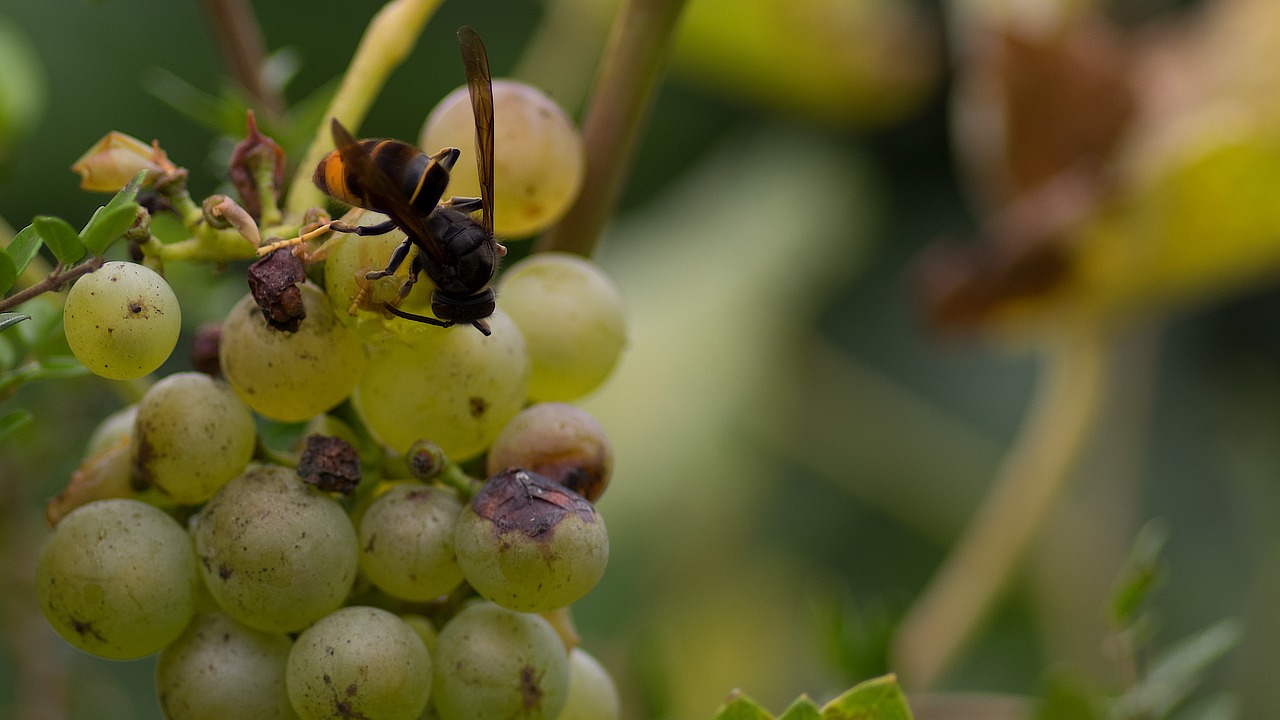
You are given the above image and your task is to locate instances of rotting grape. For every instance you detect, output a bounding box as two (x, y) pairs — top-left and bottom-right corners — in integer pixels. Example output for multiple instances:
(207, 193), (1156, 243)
(358, 482), (465, 601)
(430, 601), (569, 720)
(219, 282), (367, 423)
(62, 260), (181, 380)
(454, 468), (608, 613)
(131, 371), (257, 504)
(558, 648), (621, 720)
(420, 79), (585, 239)
(353, 309), (529, 460)
(37, 498), (199, 660)
(192, 464), (358, 633)
(286, 606), (432, 720)
(487, 402), (613, 502)
(495, 252), (626, 401)
(156, 611), (298, 720)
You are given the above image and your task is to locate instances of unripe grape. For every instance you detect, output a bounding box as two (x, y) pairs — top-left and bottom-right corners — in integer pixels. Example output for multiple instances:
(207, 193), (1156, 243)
(287, 606), (432, 720)
(192, 465), (358, 633)
(353, 310), (529, 460)
(420, 80), (585, 238)
(454, 469), (608, 613)
(219, 283), (367, 422)
(322, 210), (435, 339)
(132, 372), (256, 504)
(496, 253), (625, 401)
(156, 611), (298, 720)
(558, 648), (621, 720)
(63, 261), (181, 380)
(358, 483), (465, 601)
(85, 404), (138, 457)
(487, 402), (613, 502)
(430, 602), (569, 720)
(37, 499), (198, 659)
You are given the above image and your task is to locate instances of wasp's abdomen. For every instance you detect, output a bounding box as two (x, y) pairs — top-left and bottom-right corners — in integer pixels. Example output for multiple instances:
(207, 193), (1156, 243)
(313, 140), (450, 216)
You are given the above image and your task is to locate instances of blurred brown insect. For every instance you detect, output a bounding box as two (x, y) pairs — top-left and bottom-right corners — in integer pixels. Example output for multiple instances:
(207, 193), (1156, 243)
(312, 25), (503, 335)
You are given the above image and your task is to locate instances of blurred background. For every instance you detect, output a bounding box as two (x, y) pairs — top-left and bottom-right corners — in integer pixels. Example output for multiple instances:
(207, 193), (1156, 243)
(4, 0), (1280, 718)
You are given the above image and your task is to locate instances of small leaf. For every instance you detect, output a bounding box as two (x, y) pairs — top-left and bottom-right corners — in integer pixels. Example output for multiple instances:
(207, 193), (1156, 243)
(778, 696), (822, 720)
(34, 356), (91, 380)
(1110, 519), (1169, 626)
(1114, 619), (1242, 719)
(0, 409), (33, 442)
(713, 691), (776, 720)
(821, 675), (914, 720)
(5, 223), (44, 276)
(80, 201), (140, 255)
(32, 216), (86, 264)
(0, 248), (17, 294)
(0, 312), (30, 333)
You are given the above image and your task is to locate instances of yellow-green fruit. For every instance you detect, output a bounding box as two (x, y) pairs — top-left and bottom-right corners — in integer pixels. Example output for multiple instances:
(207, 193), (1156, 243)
(496, 252), (626, 401)
(420, 79), (584, 239)
(220, 283), (367, 422)
(63, 261), (181, 380)
(353, 310), (529, 460)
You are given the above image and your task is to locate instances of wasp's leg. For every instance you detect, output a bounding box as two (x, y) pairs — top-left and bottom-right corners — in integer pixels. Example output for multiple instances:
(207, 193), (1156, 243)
(394, 253), (428, 299)
(329, 219), (398, 236)
(443, 196), (483, 213)
(383, 302), (452, 328)
(364, 236), (414, 280)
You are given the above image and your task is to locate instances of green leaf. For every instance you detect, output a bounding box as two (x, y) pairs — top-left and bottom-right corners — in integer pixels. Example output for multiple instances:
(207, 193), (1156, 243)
(80, 201), (140, 255)
(1033, 672), (1101, 720)
(1115, 619), (1241, 719)
(6, 223), (44, 276)
(713, 691), (775, 720)
(35, 355), (91, 379)
(1110, 520), (1169, 626)
(0, 248), (17, 295)
(821, 675), (913, 720)
(144, 67), (247, 135)
(0, 312), (29, 334)
(0, 409), (33, 442)
(778, 696), (822, 720)
(32, 215), (86, 264)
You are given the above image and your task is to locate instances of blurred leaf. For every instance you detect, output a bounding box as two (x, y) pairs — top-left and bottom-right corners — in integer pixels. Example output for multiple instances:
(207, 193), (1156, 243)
(813, 584), (896, 680)
(145, 66), (248, 135)
(0, 312), (29, 334)
(1033, 672), (1100, 720)
(32, 215), (85, 264)
(0, 355), (88, 396)
(820, 674), (913, 720)
(0, 16), (47, 160)
(1113, 619), (1242, 719)
(1110, 519), (1169, 627)
(778, 696), (822, 720)
(0, 247), (16, 295)
(0, 409), (33, 442)
(1170, 693), (1238, 720)
(713, 692), (775, 720)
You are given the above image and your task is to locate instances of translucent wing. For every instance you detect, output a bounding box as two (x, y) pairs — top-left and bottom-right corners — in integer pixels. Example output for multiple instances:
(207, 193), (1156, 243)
(329, 118), (448, 267)
(458, 26), (495, 239)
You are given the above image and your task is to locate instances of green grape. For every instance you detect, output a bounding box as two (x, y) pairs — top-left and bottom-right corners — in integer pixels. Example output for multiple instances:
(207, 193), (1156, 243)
(420, 80), (585, 239)
(400, 613), (439, 654)
(358, 483), (465, 601)
(430, 602), (569, 720)
(454, 469), (608, 613)
(557, 648), (621, 720)
(219, 282), (368, 422)
(36, 498), (198, 659)
(353, 309), (529, 460)
(62, 261), (181, 380)
(487, 402), (613, 503)
(495, 253), (625, 402)
(132, 371), (257, 504)
(286, 606), (431, 720)
(156, 611), (298, 720)
(192, 464), (358, 633)
(322, 209), (437, 340)
(84, 404), (137, 457)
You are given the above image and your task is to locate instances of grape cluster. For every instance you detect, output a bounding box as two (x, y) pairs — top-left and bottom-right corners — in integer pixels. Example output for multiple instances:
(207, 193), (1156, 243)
(44, 79), (625, 719)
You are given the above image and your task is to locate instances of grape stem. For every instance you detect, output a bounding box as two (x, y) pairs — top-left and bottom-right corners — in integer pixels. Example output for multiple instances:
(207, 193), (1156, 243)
(199, 0), (286, 119)
(0, 257), (104, 314)
(438, 463), (481, 502)
(536, 0), (690, 257)
(892, 324), (1112, 689)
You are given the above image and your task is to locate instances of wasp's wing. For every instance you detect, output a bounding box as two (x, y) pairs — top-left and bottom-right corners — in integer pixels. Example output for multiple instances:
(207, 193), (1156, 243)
(328, 118), (449, 267)
(458, 26), (495, 239)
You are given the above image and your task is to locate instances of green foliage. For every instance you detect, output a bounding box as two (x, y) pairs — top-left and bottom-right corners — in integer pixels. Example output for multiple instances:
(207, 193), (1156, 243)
(710, 675), (913, 720)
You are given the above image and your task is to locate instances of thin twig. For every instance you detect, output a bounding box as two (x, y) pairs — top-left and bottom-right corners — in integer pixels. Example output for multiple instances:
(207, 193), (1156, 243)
(536, 0), (690, 257)
(200, 0), (287, 118)
(0, 257), (105, 314)
(892, 324), (1112, 690)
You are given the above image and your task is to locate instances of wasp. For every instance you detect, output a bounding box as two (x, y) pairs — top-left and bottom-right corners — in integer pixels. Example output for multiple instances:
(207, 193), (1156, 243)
(312, 26), (502, 335)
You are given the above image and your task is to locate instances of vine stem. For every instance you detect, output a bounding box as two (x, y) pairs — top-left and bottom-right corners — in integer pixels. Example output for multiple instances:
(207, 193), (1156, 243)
(536, 0), (689, 257)
(893, 323), (1112, 690)
(284, 0), (444, 215)
(0, 257), (104, 314)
